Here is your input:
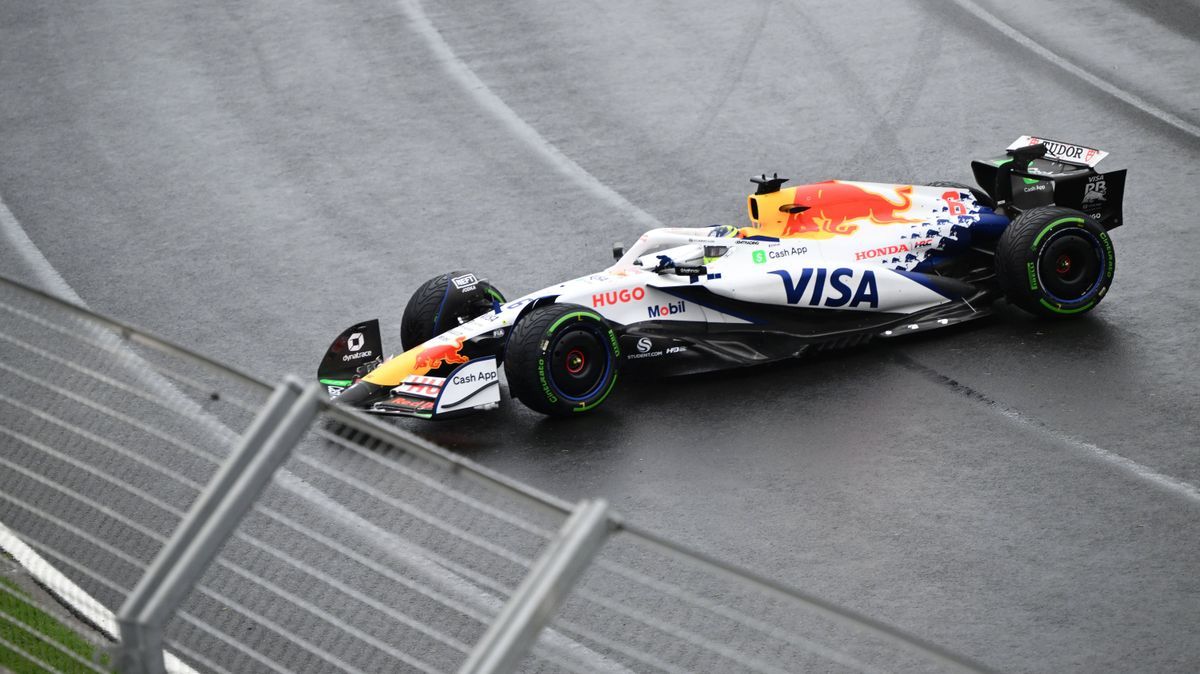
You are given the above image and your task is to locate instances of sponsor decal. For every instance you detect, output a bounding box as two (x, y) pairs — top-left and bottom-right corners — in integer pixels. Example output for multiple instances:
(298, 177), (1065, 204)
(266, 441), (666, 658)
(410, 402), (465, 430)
(647, 301), (687, 319)
(1008, 136), (1107, 166)
(592, 287), (646, 307)
(1038, 140), (1088, 162)
(326, 385), (344, 396)
(855, 244), (910, 261)
(347, 332), (365, 352)
(537, 357), (558, 403)
(387, 397), (435, 412)
(767, 246), (809, 260)
(752, 250), (767, 264)
(627, 350), (661, 360)
(770, 268), (879, 308)
(450, 369), (498, 387)
(628, 343), (688, 361)
(1026, 261), (1038, 290)
(1100, 232), (1115, 279)
(451, 273), (478, 290)
(1022, 181), (1048, 193)
(413, 336), (469, 373)
(341, 350), (375, 362)
(1083, 176), (1107, 205)
(399, 382), (441, 399)
(636, 337), (652, 353)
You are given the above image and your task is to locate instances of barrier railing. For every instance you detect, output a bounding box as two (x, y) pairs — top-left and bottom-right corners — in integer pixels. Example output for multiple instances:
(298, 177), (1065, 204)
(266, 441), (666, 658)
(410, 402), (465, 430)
(0, 275), (987, 673)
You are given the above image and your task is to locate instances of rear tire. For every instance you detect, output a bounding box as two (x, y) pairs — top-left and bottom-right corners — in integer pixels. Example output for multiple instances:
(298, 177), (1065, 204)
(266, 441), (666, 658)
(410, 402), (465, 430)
(995, 206), (1115, 317)
(400, 271), (506, 351)
(504, 304), (621, 416)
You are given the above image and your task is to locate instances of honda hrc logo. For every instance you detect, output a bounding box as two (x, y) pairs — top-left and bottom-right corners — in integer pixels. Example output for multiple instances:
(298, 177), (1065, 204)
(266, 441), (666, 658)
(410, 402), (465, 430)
(770, 268), (879, 308)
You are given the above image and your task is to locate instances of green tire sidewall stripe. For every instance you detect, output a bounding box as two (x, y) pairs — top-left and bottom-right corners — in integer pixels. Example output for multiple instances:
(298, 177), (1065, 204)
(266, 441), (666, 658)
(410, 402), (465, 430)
(1038, 298), (1095, 314)
(574, 372), (619, 412)
(1031, 216), (1085, 251)
(1027, 216), (1113, 313)
(542, 309), (618, 408)
(548, 311), (599, 333)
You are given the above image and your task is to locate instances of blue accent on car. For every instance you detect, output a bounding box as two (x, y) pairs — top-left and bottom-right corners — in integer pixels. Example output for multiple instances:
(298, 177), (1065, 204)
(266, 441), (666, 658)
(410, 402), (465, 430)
(894, 270), (963, 299)
(432, 278), (454, 334)
(971, 209), (1011, 237)
(656, 287), (766, 325)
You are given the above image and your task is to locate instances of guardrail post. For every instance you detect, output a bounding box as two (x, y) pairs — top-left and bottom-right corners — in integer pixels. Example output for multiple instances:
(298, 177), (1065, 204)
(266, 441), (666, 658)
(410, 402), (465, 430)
(114, 375), (321, 674)
(459, 499), (612, 674)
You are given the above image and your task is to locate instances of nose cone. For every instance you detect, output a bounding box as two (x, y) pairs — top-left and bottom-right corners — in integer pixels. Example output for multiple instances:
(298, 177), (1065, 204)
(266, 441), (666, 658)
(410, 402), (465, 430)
(332, 380), (388, 408)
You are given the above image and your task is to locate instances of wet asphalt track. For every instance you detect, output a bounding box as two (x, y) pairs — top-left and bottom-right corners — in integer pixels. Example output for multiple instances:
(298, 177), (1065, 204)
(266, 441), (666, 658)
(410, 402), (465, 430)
(2, 0), (1199, 671)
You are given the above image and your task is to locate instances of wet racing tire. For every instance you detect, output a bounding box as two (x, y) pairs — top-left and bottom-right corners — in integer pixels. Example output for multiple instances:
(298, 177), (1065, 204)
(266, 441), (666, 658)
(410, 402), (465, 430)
(504, 303), (621, 416)
(400, 271), (506, 351)
(995, 206), (1115, 317)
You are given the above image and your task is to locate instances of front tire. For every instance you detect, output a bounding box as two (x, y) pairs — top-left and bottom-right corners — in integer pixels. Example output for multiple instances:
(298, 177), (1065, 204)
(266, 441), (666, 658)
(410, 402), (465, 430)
(504, 304), (621, 416)
(401, 271), (506, 351)
(995, 206), (1115, 317)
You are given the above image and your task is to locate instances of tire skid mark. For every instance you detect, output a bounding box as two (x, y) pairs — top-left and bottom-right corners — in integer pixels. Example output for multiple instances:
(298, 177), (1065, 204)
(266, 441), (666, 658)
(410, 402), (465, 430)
(785, 1), (936, 179)
(948, 0), (1200, 141)
(685, 0), (772, 146)
(395, 0), (664, 231)
(892, 352), (1200, 504)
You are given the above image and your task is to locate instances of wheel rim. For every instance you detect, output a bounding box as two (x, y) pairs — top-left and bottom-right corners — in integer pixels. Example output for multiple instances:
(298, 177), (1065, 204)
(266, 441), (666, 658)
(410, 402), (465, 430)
(547, 326), (609, 400)
(1039, 229), (1104, 302)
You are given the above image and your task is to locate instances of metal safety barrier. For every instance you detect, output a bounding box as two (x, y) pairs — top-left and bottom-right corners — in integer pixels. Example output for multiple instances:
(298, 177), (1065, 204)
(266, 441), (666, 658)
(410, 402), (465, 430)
(0, 275), (987, 674)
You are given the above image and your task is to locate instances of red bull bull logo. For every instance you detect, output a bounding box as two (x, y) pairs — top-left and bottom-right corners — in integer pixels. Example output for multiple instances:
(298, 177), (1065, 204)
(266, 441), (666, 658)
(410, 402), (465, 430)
(748, 181), (923, 240)
(413, 336), (469, 373)
(784, 181), (921, 237)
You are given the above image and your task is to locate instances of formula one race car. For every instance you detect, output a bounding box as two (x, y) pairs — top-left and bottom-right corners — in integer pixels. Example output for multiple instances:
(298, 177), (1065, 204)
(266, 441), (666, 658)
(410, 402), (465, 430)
(318, 136), (1124, 418)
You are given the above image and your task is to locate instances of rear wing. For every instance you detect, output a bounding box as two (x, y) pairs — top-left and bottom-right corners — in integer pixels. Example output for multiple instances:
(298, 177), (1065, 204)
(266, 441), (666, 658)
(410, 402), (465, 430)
(972, 136), (1126, 230)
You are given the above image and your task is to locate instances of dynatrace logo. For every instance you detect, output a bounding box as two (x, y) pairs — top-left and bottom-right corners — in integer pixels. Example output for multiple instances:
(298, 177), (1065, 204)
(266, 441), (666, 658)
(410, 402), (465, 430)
(770, 269), (879, 308)
(647, 301), (686, 319)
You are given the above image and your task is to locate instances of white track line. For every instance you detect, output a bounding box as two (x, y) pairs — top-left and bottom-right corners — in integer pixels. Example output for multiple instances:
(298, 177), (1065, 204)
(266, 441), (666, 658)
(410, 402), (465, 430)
(0, 520), (199, 674)
(899, 356), (1200, 504)
(950, 0), (1200, 140)
(0, 199), (86, 305)
(1, 196), (199, 673)
(396, 0), (665, 230)
(1, 193), (624, 670)
(996, 406), (1200, 503)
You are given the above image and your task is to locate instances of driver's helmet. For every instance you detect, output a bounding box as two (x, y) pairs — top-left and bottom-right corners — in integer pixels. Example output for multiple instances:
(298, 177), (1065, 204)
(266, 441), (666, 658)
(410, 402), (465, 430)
(706, 224), (740, 238)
